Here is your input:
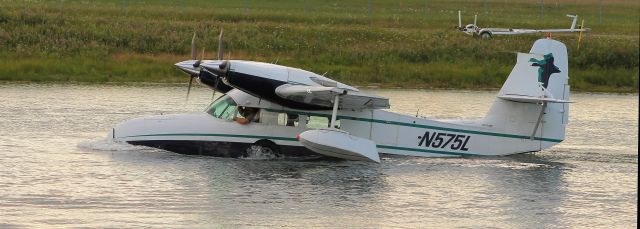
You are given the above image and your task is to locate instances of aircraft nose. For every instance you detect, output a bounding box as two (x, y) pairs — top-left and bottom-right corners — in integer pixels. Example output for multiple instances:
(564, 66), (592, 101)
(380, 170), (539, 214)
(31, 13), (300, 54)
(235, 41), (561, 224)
(174, 60), (200, 76)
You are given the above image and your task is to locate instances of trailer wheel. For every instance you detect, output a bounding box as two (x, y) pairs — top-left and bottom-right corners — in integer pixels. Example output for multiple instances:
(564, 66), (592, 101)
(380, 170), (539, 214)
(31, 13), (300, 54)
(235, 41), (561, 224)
(480, 32), (492, 39)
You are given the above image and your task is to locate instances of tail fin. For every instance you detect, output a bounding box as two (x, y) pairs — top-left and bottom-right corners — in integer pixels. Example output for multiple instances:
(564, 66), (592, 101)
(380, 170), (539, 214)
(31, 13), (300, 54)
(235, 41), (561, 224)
(483, 38), (570, 150)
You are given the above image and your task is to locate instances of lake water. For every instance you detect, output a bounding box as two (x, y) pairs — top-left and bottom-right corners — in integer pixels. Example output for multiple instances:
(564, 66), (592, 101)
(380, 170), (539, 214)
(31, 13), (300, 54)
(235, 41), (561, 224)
(0, 83), (637, 228)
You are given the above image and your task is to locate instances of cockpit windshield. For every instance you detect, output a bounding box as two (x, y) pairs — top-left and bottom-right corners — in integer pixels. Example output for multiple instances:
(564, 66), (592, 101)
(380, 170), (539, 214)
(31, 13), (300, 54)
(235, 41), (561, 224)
(205, 95), (238, 120)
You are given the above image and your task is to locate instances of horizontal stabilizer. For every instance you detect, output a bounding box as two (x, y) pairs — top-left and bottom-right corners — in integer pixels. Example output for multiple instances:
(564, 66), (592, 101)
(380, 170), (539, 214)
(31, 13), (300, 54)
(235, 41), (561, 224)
(498, 94), (573, 103)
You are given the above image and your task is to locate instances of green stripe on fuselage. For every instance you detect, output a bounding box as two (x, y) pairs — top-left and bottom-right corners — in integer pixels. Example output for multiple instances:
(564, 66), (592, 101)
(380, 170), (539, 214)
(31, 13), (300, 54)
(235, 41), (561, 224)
(265, 109), (563, 143)
(376, 144), (481, 156)
(121, 133), (481, 156)
(124, 133), (298, 141)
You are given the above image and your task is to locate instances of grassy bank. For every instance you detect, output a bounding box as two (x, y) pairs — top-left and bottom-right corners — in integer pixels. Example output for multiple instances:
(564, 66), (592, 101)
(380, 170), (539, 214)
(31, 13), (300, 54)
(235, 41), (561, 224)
(0, 0), (638, 92)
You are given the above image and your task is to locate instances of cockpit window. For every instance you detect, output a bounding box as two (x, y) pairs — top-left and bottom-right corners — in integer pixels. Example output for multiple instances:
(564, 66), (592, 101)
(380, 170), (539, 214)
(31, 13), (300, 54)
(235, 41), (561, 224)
(219, 104), (238, 120)
(205, 95), (237, 120)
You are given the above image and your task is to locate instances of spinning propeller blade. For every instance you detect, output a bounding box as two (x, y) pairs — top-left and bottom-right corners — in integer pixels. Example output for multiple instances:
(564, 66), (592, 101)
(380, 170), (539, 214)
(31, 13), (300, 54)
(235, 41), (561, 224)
(191, 31), (197, 60)
(212, 28), (224, 100)
(218, 28), (224, 60)
(186, 75), (194, 101)
(187, 47), (205, 101)
(174, 30), (201, 77)
(178, 28), (230, 101)
(194, 47), (204, 68)
(201, 28), (230, 77)
(185, 31), (200, 102)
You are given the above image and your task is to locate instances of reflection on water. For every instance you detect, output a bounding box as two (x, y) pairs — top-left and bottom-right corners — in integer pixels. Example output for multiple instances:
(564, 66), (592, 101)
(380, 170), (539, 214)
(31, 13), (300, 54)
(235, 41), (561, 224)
(0, 83), (637, 228)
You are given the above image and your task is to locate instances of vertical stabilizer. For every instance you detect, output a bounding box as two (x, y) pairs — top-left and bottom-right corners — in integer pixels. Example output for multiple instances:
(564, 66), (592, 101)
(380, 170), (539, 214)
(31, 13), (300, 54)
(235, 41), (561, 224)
(483, 38), (570, 150)
(529, 39), (569, 101)
(530, 39), (570, 147)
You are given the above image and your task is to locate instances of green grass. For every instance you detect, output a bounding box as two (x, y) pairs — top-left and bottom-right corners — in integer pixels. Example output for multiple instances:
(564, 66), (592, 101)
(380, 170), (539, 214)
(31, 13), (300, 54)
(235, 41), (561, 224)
(0, 0), (638, 92)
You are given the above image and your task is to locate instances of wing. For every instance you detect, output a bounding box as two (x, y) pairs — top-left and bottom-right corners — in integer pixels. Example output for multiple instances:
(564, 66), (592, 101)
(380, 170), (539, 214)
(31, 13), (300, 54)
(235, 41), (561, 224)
(275, 84), (390, 109)
(491, 29), (538, 35)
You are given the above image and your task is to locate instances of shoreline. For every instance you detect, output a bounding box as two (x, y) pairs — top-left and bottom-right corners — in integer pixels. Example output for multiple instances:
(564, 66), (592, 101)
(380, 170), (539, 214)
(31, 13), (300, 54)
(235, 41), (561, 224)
(2, 80), (637, 94)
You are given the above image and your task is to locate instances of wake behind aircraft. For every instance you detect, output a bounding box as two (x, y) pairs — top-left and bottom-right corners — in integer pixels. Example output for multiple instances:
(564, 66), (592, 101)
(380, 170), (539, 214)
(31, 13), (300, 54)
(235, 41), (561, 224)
(112, 30), (572, 163)
(456, 10), (590, 39)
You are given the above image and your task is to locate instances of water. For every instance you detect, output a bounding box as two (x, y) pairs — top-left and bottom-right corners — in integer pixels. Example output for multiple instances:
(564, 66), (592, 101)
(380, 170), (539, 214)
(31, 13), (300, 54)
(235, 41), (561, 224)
(0, 83), (637, 228)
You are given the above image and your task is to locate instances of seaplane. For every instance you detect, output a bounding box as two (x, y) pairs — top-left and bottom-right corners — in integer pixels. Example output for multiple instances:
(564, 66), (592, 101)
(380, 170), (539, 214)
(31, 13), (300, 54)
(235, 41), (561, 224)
(111, 30), (572, 163)
(456, 10), (590, 39)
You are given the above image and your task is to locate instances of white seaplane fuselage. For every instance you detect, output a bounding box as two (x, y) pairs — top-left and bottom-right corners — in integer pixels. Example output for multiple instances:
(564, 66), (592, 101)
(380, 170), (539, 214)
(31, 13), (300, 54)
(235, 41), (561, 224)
(113, 38), (570, 161)
(114, 90), (562, 158)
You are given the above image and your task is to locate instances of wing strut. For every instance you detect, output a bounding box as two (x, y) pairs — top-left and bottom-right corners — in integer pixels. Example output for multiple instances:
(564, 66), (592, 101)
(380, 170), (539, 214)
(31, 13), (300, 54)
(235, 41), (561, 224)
(297, 93), (381, 163)
(330, 95), (340, 128)
(530, 102), (547, 140)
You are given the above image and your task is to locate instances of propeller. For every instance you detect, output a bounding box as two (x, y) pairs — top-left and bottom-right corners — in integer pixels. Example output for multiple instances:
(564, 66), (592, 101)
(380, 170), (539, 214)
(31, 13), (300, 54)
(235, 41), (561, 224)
(187, 47), (205, 101)
(186, 73), (194, 101)
(218, 28), (224, 60)
(212, 28), (224, 100)
(191, 31), (197, 60)
(185, 31), (198, 102)
(177, 28), (229, 101)
(193, 47), (204, 68)
(186, 29), (203, 102)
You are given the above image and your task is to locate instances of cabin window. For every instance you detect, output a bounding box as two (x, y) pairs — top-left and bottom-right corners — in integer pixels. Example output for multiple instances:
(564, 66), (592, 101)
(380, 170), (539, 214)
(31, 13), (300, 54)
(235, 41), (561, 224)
(306, 115), (340, 129)
(205, 96), (237, 120)
(219, 104), (238, 121)
(277, 113), (299, 127)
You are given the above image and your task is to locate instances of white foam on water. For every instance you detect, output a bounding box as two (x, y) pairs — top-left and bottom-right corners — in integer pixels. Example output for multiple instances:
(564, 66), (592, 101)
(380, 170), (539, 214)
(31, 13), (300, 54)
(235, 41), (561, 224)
(77, 138), (155, 152)
(241, 145), (284, 160)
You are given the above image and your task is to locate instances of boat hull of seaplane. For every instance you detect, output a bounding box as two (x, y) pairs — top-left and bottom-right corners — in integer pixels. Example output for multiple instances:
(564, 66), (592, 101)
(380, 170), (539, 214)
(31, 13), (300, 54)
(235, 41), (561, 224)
(112, 92), (566, 160)
(112, 111), (320, 158)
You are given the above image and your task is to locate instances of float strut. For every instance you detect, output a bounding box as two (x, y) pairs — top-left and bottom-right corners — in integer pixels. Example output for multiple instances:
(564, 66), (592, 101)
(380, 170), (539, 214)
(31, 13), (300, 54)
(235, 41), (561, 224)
(330, 95), (340, 129)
